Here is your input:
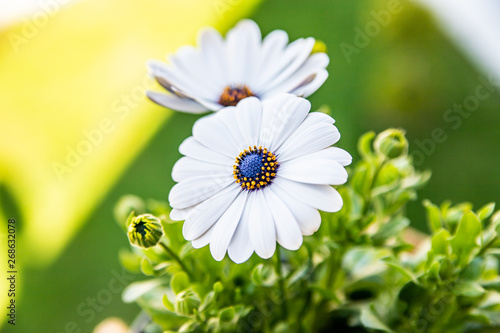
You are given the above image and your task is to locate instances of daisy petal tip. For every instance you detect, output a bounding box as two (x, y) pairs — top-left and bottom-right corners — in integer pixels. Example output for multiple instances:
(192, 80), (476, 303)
(228, 251), (253, 264)
(210, 249), (226, 262)
(282, 239), (303, 252)
(256, 246), (276, 260)
(236, 19), (260, 31)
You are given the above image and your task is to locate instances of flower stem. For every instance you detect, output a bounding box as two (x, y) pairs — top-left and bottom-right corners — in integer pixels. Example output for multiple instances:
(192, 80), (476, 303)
(159, 242), (193, 278)
(275, 246), (288, 320)
(362, 157), (387, 216)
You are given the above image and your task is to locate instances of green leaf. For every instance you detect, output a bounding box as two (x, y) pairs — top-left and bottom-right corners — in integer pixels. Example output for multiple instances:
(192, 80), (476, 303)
(122, 279), (162, 303)
(372, 216), (410, 243)
(141, 257), (155, 276)
(213, 281), (223, 294)
(461, 257), (484, 281)
(163, 294), (175, 312)
(381, 257), (418, 284)
(491, 210), (500, 226)
(179, 242), (194, 259)
(423, 200), (442, 232)
(286, 261), (312, 288)
(358, 131), (376, 160)
(427, 261), (442, 284)
(352, 163), (374, 196)
(360, 304), (394, 333)
(251, 264), (265, 286)
(445, 202), (473, 230)
(310, 285), (340, 302)
(171, 272), (190, 294)
(477, 202), (496, 222)
(178, 320), (199, 333)
(118, 249), (142, 273)
(452, 280), (485, 297)
(431, 229), (451, 256)
(342, 247), (392, 280)
(466, 310), (492, 325)
(450, 212), (482, 268)
(199, 291), (216, 312)
(402, 170), (431, 190)
(251, 263), (276, 287)
(481, 279), (500, 292)
(219, 306), (236, 322)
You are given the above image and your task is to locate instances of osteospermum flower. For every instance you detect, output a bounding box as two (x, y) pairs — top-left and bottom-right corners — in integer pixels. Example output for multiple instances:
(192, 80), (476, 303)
(147, 20), (329, 113)
(168, 94), (351, 263)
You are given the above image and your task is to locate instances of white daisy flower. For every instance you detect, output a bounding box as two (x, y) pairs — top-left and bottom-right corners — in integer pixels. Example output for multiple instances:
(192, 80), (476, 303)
(168, 94), (352, 263)
(147, 19), (329, 114)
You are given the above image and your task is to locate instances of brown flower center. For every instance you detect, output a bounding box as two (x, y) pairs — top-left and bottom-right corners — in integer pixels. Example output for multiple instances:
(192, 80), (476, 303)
(218, 85), (254, 107)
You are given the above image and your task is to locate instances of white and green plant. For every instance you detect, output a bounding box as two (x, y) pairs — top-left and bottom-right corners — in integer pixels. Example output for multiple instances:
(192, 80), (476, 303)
(115, 130), (500, 332)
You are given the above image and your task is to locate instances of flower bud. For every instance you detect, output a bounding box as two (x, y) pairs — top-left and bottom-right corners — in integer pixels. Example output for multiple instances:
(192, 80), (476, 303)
(374, 129), (408, 159)
(127, 214), (164, 249)
(175, 289), (201, 316)
(311, 40), (327, 54)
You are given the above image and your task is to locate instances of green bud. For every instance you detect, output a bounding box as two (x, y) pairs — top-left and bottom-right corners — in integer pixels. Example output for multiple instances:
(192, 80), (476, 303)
(374, 128), (408, 159)
(127, 213), (164, 249)
(175, 289), (201, 316)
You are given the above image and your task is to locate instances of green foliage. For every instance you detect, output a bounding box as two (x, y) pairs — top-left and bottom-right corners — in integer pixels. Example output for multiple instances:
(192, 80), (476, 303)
(115, 130), (500, 332)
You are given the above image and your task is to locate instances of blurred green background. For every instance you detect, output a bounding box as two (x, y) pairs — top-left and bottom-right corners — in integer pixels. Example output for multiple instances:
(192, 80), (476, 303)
(2, 0), (500, 332)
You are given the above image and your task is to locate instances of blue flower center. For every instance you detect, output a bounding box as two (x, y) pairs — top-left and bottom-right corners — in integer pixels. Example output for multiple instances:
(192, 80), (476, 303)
(239, 153), (264, 178)
(233, 146), (278, 191)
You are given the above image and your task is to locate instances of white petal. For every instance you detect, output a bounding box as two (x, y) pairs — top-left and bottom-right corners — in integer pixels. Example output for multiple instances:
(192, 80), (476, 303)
(191, 97), (224, 112)
(168, 175), (233, 209)
(273, 177), (343, 213)
(247, 29), (288, 87)
(277, 123), (340, 162)
(192, 114), (240, 157)
(259, 94), (310, 150)
(179, 137), (232, 165)
(210, 191), (248, 261)
(292, 69), (329, 98)
(169, 45), (222, 96)
(270, 185), (321, 236)
(148, 60), (215, 101)
(170, 207), (194, 221)
(228, 195), (255, 263)
(217, 106), (247, 152)
(249, 191), (276, 259)
(305, 111), (336, 125)
(254, 30), (289, 86)
(172, 157), (230, 182)
(256, 37), (315, 90)
(147, 91), (208, 113)
(182, 185), (240, 240)
(263, 189), (303, 251)
(192, 226), (213, 249)
(197, 27), (228, 89)
(261, 53), (329, 98)
(226, 20), (262, 84)
(278, 158), (348, 185)
(294, 147), (352, 167)
(235, 97), (262, 147)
